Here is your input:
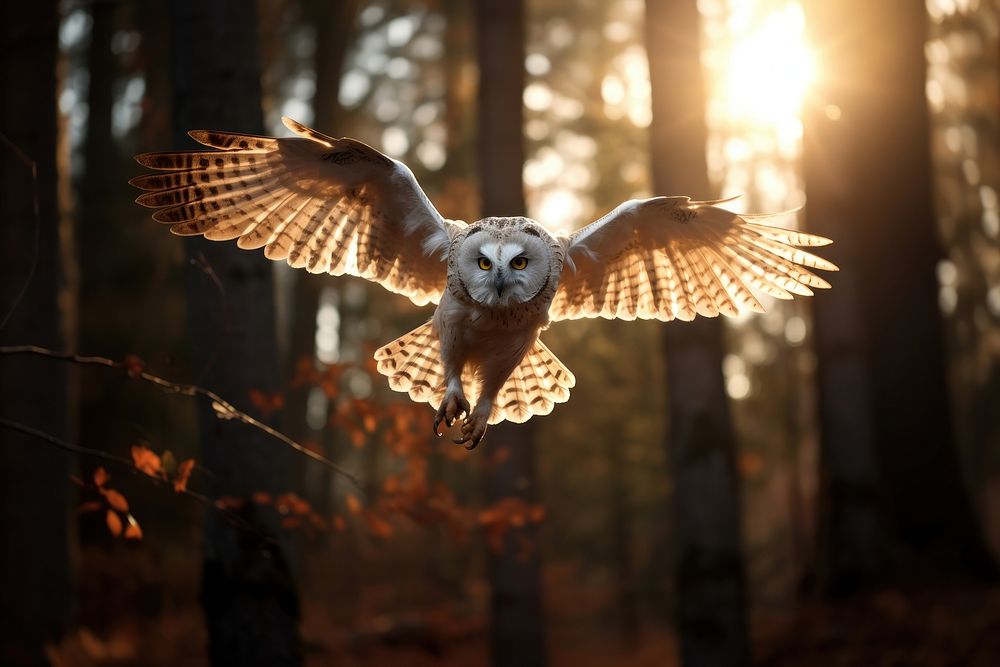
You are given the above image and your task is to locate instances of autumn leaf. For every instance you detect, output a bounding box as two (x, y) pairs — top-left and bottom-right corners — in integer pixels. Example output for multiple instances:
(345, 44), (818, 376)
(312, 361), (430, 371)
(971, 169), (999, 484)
(214, 496), (244, 511)
(332, 515), (346, 532)
(276, 493), (311, 516)
(131, 444), (163, 478)
(106, 509), (123, 537)
(364, 510), (394, 538)
(124, 514), (142, 540)
(122, 353), (145, 377)
(161, 450), (177, 476)
(102, 489), (129, 513)
(93, 466), (110, 489)
(345, 494), (362, 516)
(252, 491), (272, 505)
(290, 355), (320, 388)
(248, 389), (284, 418)
(78, 501), (103, 514)
(173, 459), (195, 493)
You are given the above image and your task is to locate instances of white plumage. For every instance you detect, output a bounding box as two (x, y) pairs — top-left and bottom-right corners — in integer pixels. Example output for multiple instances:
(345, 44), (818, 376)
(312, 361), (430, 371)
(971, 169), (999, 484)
(132, 117), (837, 448)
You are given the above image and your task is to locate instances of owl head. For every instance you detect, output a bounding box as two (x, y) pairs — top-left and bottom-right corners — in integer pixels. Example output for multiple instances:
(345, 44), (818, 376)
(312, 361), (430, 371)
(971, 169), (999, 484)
(453, 218), (554, 307)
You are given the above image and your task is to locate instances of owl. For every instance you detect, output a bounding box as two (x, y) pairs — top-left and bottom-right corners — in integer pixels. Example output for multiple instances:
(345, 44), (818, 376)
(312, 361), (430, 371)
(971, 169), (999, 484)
(131, 117), (837, 448)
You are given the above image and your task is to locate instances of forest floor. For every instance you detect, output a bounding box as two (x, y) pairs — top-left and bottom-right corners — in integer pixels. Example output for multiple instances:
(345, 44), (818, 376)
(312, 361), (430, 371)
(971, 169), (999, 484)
(46, 545), (1000, 667)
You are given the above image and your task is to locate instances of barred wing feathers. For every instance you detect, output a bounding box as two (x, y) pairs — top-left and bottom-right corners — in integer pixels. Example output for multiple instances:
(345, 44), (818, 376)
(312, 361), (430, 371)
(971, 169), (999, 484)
(130, 117), (464, 306)
(550, 197), (837, 322)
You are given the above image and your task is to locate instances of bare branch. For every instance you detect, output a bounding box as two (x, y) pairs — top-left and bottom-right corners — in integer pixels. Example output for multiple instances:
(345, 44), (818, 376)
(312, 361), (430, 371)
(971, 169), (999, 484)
(0, 130), (41, 330)
(0, 345), (361, 489)
(0, 416), (268, 541)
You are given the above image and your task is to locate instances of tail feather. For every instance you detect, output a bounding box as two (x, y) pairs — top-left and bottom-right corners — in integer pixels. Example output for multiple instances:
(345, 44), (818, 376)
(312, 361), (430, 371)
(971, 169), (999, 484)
(490, 338), (575, 424)
(375, 324), (575, 425)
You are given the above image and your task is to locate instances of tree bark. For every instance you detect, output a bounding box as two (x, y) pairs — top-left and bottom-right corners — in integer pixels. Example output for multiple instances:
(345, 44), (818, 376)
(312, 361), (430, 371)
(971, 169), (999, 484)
(645, 1), (749, 665)
(0, 3), (72, 665)
(476, 1), (546, 666)
(803, 0), (996, 586)
(166, 2), (302, 665)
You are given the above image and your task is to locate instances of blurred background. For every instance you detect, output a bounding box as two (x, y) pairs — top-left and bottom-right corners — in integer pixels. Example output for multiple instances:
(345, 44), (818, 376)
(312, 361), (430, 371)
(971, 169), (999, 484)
(1, 0), (999, 665)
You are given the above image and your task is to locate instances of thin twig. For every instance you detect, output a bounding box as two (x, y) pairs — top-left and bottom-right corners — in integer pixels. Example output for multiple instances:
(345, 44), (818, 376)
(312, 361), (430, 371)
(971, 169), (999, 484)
(0, 345), (361, 489)
(0, 131), (42, 330)
(0, 416), (269, 542)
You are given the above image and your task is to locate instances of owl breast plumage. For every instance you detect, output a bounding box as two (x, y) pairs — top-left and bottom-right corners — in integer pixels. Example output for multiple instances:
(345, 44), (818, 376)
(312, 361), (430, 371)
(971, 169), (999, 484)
(132, 117), (838, 448)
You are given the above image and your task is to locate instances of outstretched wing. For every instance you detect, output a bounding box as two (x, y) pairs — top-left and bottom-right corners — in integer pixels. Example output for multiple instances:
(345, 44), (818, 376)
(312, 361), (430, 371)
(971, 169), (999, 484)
(130, 117), (465, 306)
(550, 196), (837, 322)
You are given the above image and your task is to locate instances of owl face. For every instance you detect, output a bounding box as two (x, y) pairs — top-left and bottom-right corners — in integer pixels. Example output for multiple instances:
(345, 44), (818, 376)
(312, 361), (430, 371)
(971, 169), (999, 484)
(455, 225), (552, 307)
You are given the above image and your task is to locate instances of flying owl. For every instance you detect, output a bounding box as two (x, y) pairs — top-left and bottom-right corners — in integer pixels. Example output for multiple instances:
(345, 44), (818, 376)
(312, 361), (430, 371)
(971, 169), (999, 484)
(131, 117), (837, 448)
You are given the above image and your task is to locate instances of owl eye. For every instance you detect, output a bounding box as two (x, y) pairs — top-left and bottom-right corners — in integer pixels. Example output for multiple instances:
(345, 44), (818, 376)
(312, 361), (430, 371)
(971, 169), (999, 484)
(510, 256), (528, 270)
(478, 257), (492, 270)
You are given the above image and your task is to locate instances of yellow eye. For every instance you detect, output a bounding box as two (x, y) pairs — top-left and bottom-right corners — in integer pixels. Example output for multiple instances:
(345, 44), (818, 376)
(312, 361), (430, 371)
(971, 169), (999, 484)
(510, 256), (528, 270)
(478, 257), (492, 270)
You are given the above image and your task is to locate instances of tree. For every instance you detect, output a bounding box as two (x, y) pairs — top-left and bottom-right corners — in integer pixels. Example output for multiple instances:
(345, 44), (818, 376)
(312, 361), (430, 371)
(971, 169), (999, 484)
(0, 3), (72, 664)
(803, 0), (996, 587)
(476, 1), (547, 665)
(166, 2), (302, 664)
(645, 1), (749, 665)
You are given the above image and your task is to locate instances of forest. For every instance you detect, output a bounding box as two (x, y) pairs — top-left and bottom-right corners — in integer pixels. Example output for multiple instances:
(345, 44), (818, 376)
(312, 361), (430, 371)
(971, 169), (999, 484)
(1, 0), (999, 665)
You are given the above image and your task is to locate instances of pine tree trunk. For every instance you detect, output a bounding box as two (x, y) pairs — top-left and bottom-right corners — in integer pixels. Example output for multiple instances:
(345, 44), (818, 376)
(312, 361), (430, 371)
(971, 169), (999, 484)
(166, 2), (303, 665)
(0, 3), (72, 664)
(803, 0), (996, 586)
(645, 1), (749, 664)
(476, 1), (546, 665)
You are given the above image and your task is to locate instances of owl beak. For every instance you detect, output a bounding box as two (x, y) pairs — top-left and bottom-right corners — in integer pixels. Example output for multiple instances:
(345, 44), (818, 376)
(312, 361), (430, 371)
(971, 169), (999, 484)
(494, 275), (507, 300)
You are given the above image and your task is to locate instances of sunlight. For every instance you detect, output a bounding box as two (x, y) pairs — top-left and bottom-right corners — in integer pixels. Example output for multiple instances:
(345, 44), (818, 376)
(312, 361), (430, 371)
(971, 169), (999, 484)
(716, 3), (815, 131)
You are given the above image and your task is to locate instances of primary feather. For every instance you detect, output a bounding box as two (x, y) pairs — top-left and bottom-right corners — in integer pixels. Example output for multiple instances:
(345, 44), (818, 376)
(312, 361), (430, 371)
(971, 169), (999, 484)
(131, 116), (464, 307)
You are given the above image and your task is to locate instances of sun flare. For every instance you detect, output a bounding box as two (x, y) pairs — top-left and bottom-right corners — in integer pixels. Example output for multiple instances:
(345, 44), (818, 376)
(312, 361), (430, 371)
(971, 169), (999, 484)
(716, 3), (815, 130)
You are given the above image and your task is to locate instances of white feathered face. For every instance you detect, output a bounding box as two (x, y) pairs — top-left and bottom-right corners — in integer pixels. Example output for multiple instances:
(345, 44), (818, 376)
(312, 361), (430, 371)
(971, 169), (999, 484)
(456, 229), (551, 307)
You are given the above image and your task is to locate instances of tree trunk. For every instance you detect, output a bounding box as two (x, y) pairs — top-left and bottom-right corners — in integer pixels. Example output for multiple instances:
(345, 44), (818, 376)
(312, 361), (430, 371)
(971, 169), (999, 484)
(476, 1), (546, 666)
(0, 3), (72, 665)
(166, 2), (303, 665)
(645, 1), (749, 665)
(803, 0), (996, 586)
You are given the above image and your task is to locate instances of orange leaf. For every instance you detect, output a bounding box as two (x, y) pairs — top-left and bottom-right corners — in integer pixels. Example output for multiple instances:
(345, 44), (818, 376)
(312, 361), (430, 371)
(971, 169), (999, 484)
(173, 459), (195, 493)
(345, 494), (362, 516)
(248, 389), (284, 418)
(131, 444), (163, 478)
(528, 505), (546, 523)
(124, 514), (142, 540)
(93, 467), (110, 488)
(103, 489), (129, 513)
(215, 496), (244, 511)
(350, 430), (366, 449)
(122, 353), (145, 377)
(78, 501), (103, 514)
(252, 491), (272, 505)
(106, 509), (123, 537)
(364, 510), (394, 538)
(333, 515), (346, 531)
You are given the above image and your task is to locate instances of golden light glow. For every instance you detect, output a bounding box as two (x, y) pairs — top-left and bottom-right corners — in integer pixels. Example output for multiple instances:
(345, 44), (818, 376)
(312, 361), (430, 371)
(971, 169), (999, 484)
(715, 3), (815, 130)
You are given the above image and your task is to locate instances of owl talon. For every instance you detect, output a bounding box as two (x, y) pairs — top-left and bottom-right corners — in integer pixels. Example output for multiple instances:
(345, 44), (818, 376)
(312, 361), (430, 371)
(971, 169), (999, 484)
(435, 392), (470, 436)
(453, 412), (488, 449)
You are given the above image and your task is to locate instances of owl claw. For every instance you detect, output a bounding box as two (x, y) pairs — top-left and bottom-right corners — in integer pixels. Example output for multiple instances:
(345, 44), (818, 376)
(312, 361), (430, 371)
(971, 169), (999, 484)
(453, 412), (488, 449)
(434, 393), (470, 436)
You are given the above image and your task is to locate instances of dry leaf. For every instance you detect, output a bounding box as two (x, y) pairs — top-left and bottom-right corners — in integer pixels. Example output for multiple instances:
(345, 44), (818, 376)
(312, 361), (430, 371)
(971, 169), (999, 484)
(173, 459), (195, 493)
(130, 445), (163, 478)
(106, 510), (122, 537)
(345, 494), (362, 516)
(124, 514), (142, 540)
(103, 489), (129, 513)
(93, 467), (110, 489)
